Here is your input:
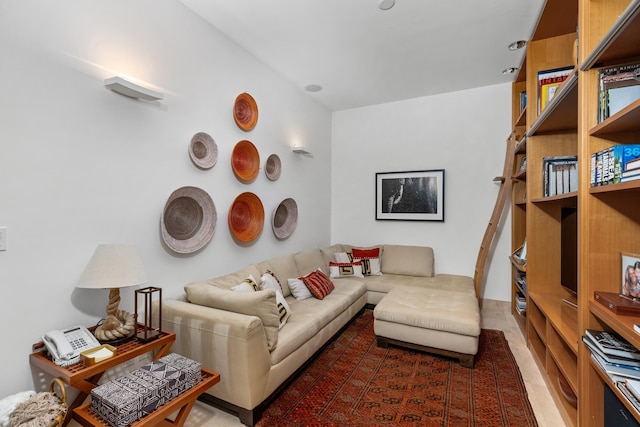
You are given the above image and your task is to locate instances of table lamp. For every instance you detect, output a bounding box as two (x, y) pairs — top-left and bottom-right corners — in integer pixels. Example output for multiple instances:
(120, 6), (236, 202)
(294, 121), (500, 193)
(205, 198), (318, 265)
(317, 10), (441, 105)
(76, 244), (148, 342)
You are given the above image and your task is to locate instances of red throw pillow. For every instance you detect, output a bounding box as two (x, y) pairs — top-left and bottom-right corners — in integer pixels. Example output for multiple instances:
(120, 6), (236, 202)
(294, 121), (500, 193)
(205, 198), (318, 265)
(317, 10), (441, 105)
(352, 247), (380, 258)
(300, 269), (335, 300)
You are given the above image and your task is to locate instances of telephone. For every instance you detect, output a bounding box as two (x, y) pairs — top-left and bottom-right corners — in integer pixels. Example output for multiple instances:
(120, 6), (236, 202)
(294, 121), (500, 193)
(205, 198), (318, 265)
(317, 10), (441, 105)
(42, 325), (101, 366)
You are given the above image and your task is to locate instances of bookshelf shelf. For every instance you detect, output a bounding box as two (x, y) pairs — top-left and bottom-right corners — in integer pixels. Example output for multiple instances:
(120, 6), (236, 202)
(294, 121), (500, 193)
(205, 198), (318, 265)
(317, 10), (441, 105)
(590, 99), (640, 136)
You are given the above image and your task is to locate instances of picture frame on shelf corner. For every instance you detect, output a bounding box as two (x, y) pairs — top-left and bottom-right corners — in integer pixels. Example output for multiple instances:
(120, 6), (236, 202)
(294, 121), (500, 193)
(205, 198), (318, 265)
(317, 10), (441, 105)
(375, 169), (445, 221)
(621, 252), (640, 299)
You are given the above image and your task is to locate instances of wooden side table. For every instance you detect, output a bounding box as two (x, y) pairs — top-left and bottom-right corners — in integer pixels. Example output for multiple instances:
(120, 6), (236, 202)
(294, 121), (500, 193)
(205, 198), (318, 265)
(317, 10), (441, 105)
(30, 326), (176, 426)
(72, 368), (220, 427)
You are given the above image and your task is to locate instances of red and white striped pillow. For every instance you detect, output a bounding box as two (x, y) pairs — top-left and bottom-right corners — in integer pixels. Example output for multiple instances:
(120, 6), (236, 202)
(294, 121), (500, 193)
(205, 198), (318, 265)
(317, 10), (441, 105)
(300, 268), (335, 300)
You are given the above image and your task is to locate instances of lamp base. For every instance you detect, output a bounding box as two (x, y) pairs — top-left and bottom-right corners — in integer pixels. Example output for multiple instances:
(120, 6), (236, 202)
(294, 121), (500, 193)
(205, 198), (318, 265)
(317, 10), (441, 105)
(94, 309), (136, 342)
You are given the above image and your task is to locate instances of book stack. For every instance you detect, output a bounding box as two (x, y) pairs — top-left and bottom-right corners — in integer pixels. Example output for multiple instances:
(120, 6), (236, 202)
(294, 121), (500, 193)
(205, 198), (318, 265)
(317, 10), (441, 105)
(591, 145), (640, 186)
(617, 378), (640, 414)
(538, 66), (573, 114)
(543, 156), (578, 196)
(598, 61), (640, 123)
(515, 291), (526, 315)
(583, 329), (640, 383)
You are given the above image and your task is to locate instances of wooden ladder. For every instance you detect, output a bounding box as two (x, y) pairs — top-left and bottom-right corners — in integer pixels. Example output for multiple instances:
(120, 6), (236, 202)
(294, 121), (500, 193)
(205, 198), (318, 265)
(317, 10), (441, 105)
(473, 132), (517, 299)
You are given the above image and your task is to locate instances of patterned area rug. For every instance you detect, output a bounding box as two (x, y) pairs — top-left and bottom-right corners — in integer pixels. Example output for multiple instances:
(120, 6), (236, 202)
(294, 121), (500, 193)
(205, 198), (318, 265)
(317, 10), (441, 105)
(257, 310), (537, 427)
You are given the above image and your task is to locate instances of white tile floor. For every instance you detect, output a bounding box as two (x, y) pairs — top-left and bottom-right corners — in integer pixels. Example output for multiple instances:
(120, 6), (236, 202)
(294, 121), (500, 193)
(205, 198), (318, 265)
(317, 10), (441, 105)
(70, 299), (567, 427)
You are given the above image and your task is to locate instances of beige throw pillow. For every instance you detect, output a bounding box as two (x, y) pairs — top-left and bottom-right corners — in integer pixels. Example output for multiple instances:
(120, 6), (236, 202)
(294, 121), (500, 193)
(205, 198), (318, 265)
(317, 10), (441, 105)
(185, 283), (280, 351)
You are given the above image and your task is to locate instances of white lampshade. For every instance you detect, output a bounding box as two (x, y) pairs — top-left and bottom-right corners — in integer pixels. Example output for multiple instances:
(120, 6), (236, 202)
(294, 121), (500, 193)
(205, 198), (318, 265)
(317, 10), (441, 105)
(77, 244), (147, 289)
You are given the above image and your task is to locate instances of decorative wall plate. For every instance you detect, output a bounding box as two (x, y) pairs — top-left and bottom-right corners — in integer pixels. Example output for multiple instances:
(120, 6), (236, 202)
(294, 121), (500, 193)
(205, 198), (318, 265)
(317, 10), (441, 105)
(232, 140), (260, 182)
(189, 132), (217, 169)
(265, 154), (281, 181)
(229, 192), (265, 242)
(233, 92), (258, 131)
(272, 198), (298, 240)
(161, 186), (216, 253)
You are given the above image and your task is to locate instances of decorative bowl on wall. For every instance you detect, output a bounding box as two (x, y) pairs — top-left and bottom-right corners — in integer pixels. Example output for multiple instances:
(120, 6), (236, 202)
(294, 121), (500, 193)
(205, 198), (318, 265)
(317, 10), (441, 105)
(232, 140), (260, 182)
(161, 186), (216, 253)
(229, 192), (264, 242)
(272, 198), (298, 240)
(233, 92), (258, 131)
(189, 132), (217, 169)
(265, 154), (281, 181)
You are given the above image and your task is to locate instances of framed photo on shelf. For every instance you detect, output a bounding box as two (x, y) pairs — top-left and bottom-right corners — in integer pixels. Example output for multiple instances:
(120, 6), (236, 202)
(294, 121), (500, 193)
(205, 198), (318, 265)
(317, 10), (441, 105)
(375, 169), (444, 221)
(621, 252), (640, 298)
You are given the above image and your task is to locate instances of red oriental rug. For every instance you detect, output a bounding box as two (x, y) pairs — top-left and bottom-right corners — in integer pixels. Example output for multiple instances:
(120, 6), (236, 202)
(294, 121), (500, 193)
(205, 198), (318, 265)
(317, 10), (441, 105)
(257, 310), (537, 427)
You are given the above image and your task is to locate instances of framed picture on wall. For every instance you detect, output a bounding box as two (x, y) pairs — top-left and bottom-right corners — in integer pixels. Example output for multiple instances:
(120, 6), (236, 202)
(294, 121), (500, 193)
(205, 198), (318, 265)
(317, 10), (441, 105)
(375, 169), (445, 221)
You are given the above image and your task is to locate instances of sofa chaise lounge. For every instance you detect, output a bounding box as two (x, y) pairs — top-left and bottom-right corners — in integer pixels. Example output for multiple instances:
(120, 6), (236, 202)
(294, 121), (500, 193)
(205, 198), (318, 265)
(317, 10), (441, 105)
(159, 243), (480, 426)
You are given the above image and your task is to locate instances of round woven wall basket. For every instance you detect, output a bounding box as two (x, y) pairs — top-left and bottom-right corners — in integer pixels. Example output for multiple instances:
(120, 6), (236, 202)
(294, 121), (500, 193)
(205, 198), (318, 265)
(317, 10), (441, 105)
(161, 186), (216, 253)
(265, 154), (281, 181)
(229, 192), (264, 242)
(189, 132), (217, 170)
(272, 198), (298, 240)
(232, 140), (260, 183)
(233, 92), (258, 131)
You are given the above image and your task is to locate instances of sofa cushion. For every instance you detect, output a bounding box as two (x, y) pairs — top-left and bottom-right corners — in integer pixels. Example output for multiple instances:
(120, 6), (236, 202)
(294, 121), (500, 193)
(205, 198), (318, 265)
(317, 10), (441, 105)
(275, 290), (291, 328)
(300, 269), (335, 300)
(320, 244), (345, 272)
(381, 245), (434, 277)
(257, 255), (298, 297)
(260, 271), (283, 293)
(202, 265), (262, 289)
(293, 248), (326, 276)
(184, 283), (280, 351)
(270, 280), (367, 365)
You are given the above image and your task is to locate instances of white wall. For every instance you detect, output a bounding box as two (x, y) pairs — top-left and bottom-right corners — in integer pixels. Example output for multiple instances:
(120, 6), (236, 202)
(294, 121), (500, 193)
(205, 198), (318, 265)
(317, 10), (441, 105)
(331, 84), (513, 301)
(0, 0), (332, 396)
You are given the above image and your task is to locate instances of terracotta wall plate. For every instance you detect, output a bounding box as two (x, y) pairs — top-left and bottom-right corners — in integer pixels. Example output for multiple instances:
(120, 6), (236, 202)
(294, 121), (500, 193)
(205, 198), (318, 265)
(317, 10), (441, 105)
(233, 92), (258, 131)
(232, 140), (260, 183)
(229, 192), (265, 242)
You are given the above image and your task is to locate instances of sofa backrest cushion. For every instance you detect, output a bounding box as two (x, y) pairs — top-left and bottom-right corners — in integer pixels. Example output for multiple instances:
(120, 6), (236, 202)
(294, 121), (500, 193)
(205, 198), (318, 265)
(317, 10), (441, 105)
(201, 264), (262, 289)
(256, 255), (297, 297)
(320, 244), (345, 272)
(293, 248), (327, 277)
(381, 245), (434, 277)
(184, 282), (280, 351)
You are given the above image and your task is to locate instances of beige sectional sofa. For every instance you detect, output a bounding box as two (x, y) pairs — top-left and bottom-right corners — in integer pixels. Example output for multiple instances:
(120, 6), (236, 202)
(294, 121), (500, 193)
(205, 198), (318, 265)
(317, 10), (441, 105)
(159, 243), (477, 426)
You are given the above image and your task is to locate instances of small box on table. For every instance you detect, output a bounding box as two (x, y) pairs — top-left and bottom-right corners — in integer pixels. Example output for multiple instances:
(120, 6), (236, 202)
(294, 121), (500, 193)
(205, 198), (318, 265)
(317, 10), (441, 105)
(90, 353), (201, 427)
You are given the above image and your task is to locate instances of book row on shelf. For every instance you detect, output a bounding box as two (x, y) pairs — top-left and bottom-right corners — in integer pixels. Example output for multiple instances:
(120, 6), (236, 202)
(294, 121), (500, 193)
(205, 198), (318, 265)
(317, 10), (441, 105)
(515, 291), (526, 315)
(591, 145), (640, 186)
(543, 156), (578, 197)
(598, 61), (640, 124)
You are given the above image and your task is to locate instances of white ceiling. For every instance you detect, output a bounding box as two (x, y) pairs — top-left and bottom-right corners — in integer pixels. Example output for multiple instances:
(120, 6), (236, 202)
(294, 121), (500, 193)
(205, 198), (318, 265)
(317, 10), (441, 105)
(178, 0), (546, 111)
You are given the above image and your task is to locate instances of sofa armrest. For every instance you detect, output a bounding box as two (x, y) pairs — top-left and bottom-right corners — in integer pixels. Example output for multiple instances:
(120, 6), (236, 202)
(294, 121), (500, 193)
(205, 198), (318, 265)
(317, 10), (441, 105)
(159, 298), (272, 410)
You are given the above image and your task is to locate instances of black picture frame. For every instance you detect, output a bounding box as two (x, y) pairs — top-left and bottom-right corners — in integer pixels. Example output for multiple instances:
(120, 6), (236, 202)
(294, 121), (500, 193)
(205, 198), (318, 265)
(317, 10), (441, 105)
(376, 169), (445, 221)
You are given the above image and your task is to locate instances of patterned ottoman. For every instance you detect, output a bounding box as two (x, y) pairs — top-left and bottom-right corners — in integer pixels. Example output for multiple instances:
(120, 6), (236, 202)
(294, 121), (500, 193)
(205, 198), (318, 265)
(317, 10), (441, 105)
(91, 353), (201, 427)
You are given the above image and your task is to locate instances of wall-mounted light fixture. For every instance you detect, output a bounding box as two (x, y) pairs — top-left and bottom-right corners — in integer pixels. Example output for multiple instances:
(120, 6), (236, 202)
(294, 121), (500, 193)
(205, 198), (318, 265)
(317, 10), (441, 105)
(292, 145), (312, 155)
(104, 76), (164, 101)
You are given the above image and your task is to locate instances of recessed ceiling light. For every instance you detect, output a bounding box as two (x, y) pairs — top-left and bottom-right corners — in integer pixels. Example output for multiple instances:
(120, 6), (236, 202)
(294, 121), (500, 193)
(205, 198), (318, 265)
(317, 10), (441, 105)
(378, 0), (395, 10)
(502, 67), (519, 75)
(305, 84), (322, 92)
(508, 40), (527, 51)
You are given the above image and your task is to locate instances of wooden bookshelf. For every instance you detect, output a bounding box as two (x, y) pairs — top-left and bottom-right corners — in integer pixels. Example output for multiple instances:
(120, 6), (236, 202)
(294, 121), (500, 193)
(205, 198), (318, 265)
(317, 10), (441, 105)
(509, 0), (640, 425)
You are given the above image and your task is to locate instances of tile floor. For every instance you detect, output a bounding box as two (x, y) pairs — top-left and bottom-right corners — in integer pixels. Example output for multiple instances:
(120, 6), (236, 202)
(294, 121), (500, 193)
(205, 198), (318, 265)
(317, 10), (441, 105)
(70, 299), (568, 427)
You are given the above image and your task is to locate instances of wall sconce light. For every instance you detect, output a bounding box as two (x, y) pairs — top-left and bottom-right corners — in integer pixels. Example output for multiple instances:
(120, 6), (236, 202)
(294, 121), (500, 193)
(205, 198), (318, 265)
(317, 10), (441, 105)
(104, 76), (164, 101)
(292, 145), (312, 155)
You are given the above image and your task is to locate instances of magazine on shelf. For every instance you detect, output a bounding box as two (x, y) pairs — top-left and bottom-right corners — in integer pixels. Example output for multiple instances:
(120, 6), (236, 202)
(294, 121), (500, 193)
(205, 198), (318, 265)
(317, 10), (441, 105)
(616, 381), (640, 413)
(592, 352), (640, 380)
(585, 329), (640, 360)
(598, 61), (640, 123)
(538, 66), (573, 113)
(583, 335), (640, 367)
